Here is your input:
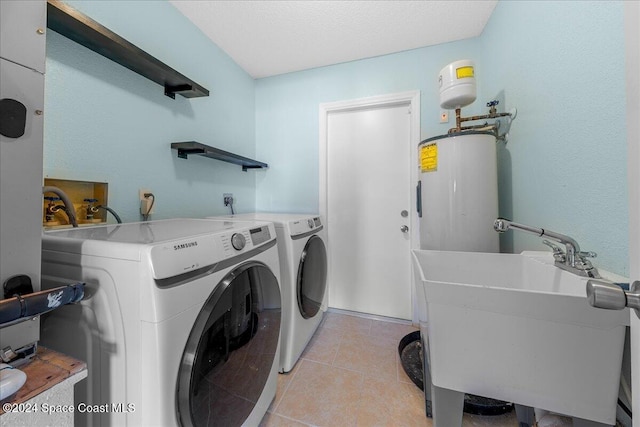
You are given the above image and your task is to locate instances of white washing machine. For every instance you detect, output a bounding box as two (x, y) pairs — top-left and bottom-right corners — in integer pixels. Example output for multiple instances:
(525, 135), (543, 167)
(40, 218), (282, 427)
(214, 214), (327, 373)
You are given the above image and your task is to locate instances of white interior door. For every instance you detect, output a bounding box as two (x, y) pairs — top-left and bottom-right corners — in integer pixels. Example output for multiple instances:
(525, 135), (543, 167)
(320, 92), (420, 320)
(624, 2), (639, 424)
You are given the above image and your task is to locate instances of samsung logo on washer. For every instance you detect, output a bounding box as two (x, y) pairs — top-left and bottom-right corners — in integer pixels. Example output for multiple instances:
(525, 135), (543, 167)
(174, 241), (198, 251)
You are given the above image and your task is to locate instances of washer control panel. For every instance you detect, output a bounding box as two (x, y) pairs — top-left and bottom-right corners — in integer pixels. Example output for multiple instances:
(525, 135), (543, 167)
(230, 233), (246, 250)
(220, 225), (272, 256)
(147, 221), (275, 280)
(249, 225), (272, 245)
(220, 229), (250, 254)
(290, 216), (322, 237)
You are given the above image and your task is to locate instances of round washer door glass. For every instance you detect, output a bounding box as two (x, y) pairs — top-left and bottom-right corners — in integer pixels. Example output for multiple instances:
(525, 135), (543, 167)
(176, 262), (281, 427)
(297, 235), (327, 319)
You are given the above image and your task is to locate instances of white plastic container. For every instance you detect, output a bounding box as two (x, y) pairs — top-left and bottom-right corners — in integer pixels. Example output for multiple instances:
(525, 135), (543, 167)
(418, 131), (498, 253)
(411, 249), (629, 425)
(439, 59), (476, 109)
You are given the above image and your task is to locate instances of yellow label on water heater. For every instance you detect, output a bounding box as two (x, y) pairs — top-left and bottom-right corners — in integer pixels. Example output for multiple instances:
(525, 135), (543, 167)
(456, 65), (474, 79)
(420, 143), (438, 172)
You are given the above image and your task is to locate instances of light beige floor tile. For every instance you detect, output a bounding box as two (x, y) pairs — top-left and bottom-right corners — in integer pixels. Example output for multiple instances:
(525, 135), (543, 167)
(370, 319), (418, 342)
(300, 324), (343, 365)
(264, 315), (552, 427)
(333, 332), (398, 381)
(321, 312), (372, 336)
(355, 376), (431, 427)
(269, 365), (298, 413)
(274, 359), (364, 426)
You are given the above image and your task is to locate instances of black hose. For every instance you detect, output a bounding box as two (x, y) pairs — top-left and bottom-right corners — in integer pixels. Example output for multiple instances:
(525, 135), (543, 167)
(97, 206), (122, 224)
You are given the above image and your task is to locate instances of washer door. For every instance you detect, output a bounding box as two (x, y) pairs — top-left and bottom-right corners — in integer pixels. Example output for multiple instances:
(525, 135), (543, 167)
(296, 235), (327, 319)
(176, 262), (281, 427)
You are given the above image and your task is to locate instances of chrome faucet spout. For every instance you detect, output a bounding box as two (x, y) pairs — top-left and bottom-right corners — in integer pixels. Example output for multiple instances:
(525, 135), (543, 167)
(494, 218), (546, 237)
(493, 218), (597, 278)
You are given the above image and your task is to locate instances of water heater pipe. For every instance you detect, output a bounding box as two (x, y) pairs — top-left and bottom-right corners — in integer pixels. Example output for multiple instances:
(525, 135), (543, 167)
(451, 101), (514, 135)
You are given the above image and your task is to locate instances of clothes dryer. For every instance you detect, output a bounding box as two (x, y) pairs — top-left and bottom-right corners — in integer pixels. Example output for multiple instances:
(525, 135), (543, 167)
(40, 218), (281, 427)
(215, 214), (327, 373)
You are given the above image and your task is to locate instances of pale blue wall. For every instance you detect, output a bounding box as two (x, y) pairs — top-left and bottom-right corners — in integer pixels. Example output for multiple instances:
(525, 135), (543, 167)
(44, 1), (628, 275)
(255, 1), (628, 275)
(480, 1), (627, 275)
(44, 0), (257, 222)
(254, 38), (482, 213)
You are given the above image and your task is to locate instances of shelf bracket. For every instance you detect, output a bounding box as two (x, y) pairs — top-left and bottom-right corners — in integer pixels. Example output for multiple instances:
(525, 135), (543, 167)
(175, 147), (204, 159)
(165, 84), (194, 99)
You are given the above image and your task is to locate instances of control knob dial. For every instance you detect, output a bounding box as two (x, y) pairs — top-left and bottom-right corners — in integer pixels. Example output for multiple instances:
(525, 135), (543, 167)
(307, 219), (314, 228)
(231, 233), (246, 251)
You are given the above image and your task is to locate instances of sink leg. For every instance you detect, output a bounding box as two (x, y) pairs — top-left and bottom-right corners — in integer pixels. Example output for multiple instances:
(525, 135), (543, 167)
(514, 404), (536, 427)
(572, 417), (614, 427)
(421, 334), (433, 418)
(431, 385), (464, 427)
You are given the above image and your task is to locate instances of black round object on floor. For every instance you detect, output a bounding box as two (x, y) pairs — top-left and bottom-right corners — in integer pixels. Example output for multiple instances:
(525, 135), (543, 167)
(463, 394), (513, 416)
(398, 331), (424, 390)
(398, 331), (513, 416)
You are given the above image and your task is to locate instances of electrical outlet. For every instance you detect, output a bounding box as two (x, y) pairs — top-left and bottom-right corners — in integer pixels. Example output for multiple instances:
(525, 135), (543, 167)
(440, 110), (449, 123)
(139, 188), (154, 215)
(223, 193), (233, 206)
(139, 188), (152, 201)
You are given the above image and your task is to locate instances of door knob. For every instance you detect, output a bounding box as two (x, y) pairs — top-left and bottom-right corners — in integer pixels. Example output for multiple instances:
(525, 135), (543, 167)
(586, 279), (640, 319)
(400, 225), (409, 233)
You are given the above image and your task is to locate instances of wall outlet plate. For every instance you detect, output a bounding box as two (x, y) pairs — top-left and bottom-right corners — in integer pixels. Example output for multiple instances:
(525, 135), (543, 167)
(139, 188), (154, 214)
(139, 188), (151, 201)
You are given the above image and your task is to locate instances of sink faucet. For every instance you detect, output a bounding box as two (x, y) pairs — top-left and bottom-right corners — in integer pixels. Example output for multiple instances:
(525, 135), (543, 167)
(493, 218), (600, 278)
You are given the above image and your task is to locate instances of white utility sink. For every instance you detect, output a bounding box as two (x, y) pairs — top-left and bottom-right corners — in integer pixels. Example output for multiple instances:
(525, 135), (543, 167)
(412, 250), (629, 427)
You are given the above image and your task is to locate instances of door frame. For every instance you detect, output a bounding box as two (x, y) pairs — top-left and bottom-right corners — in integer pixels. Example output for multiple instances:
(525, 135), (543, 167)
(319, 90), (421, 322)
(624, 1), (639, 423)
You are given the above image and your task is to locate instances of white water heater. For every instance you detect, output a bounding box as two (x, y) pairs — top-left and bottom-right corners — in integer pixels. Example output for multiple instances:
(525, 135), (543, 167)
(418, 131), (498, 252)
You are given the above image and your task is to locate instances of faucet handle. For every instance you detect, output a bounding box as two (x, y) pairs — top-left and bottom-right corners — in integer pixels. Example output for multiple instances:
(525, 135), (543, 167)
(542, 240), (566, 262)
(577, 251), (597, 259)
(542, 239), (561, 252)
(574, 251), (599, 277)
(575, 250), (597, 270)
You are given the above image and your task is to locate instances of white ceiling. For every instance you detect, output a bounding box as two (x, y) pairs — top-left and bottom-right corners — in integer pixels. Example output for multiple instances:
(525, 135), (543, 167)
(169, 0), (498, 79)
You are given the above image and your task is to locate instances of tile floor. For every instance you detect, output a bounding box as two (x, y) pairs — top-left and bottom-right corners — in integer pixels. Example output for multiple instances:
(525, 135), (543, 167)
(260, 311), (527, 427)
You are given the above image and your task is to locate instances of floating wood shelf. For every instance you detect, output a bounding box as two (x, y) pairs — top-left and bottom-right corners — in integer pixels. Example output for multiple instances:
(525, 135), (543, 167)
(171, 142), (268, 172)
(46, 0), (209, 99)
